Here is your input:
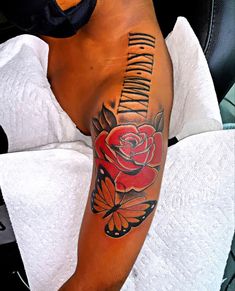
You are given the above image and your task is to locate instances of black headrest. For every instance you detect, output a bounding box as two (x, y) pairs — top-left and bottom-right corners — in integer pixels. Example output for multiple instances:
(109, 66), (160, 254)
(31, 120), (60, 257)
(0, 125), (8, 154)
(154, 0), (235, 102)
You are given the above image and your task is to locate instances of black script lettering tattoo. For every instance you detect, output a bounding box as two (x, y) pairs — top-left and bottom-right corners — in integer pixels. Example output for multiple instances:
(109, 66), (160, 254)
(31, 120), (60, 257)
(118, 33), (156, 118)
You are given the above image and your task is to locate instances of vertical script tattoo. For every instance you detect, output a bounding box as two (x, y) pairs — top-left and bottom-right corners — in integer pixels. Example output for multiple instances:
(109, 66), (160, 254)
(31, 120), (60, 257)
(117, 33), (156, 118)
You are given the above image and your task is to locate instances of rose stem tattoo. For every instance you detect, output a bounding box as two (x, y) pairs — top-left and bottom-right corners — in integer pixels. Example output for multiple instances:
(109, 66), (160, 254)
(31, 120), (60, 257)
(91, 32), (163, 238)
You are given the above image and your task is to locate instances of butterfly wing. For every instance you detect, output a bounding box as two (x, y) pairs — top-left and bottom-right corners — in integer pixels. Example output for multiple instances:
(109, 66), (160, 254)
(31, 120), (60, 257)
(91, 166), (116, 214)
(91, 166), (157, 238)
(105, 199), (157, 238)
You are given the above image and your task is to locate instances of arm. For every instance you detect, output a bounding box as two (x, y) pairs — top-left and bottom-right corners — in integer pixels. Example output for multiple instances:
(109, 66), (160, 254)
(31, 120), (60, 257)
(56, 0), (82, 11)
(60, 1), (173, 290)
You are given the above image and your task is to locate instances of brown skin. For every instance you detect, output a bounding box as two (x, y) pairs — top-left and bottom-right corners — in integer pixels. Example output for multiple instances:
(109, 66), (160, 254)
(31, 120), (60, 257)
(56, 0), (82, 11)
(43, 1), (173, 290)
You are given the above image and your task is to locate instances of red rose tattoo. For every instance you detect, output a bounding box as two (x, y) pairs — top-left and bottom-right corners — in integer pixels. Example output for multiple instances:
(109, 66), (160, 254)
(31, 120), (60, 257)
(94, 109), (163, 192)
(91, 32), (163, 238)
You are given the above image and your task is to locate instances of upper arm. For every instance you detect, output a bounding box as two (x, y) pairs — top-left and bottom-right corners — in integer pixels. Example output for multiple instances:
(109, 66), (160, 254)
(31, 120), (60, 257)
(75, 23), (173, 290)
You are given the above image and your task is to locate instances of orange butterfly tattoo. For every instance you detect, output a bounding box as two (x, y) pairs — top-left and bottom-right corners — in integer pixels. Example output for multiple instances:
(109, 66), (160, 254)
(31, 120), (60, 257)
(91, 166), (157, 238)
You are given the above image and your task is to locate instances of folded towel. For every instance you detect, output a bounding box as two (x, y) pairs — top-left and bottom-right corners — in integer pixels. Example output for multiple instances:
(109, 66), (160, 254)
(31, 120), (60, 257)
(166, 19), (222, 140)
(0, 17), (230, 291)
(0, 36), (91, 152)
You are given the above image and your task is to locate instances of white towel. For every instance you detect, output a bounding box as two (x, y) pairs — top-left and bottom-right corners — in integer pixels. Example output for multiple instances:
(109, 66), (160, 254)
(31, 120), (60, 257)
(0, 130), (234, 291)
(166, 19), (222, 140)
(0, 36), (91, 152)
(0, 17), (231, 291)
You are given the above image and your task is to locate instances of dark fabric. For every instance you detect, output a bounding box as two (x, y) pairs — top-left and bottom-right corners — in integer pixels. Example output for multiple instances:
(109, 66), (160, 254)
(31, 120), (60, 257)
(0, 125), (8, 207)
(0, 0), (97, 38)
(220, 233), (235, 291)
(0, 126), (28, 289)
(0, 242), (29, 290)
(168, 137), (178, 147)
(0, 125), (8, 154)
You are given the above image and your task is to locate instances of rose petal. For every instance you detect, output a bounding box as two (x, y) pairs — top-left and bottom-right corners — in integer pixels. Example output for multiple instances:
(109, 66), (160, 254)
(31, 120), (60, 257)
(122, 140), (133, 147)
(106, 125), (139, 147)
(116, 153), (141, 171)
(95, 131), (108, 159)
(138, 124), (156, 137)
(115, 167), (158, 192)
(146, 143), (155, 164)
(95, 131), (116, 162)
(119, 145), (132, 157)
(105, 152), (134, 172)
(139, 132), (147, 140)
(132, 138), (148, 154)
(122, 132), (141, 144)
(147, 136), (154, 146)
(132, 149), (149, 165)
(95, 158), (120, 180)
(148, 133), (163, 167)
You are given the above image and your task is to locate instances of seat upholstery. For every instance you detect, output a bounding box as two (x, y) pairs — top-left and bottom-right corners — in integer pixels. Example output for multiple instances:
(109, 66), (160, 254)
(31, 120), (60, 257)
(0, 12), (22, 43)
(154, 0), (235, 102)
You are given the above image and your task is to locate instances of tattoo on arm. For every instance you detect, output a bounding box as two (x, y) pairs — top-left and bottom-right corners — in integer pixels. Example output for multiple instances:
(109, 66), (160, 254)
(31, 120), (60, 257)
(118, 32), (156, 117)
(91, 32), (164, 238)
